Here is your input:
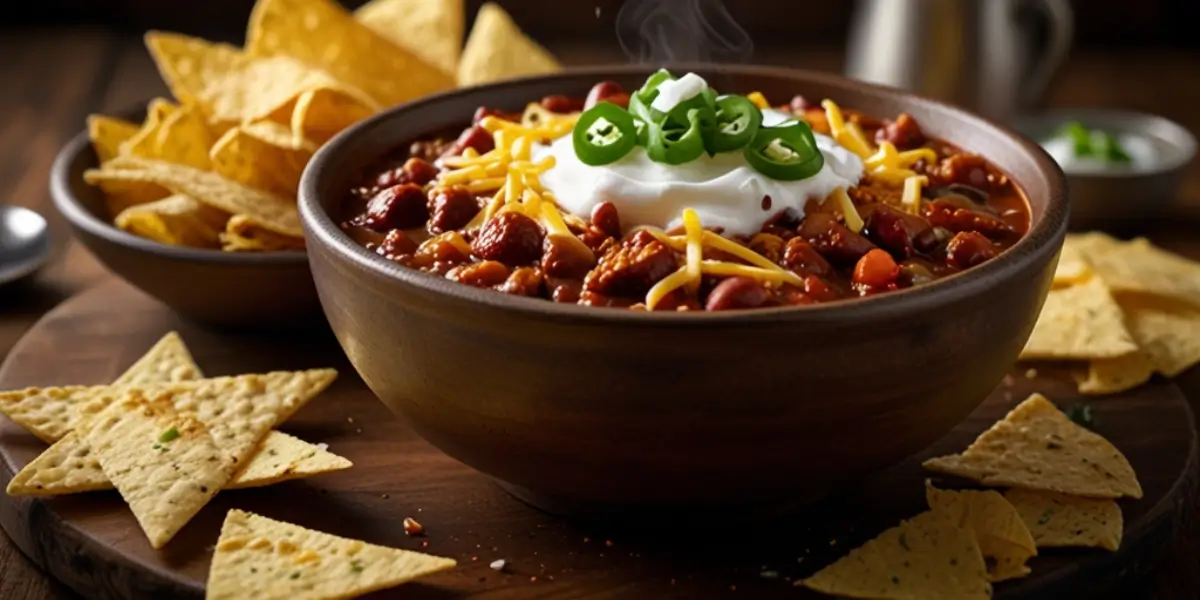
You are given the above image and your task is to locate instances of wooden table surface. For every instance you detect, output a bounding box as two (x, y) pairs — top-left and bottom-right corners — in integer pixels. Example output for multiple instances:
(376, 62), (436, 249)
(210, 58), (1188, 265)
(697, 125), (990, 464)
(0, 28), (1197, 599)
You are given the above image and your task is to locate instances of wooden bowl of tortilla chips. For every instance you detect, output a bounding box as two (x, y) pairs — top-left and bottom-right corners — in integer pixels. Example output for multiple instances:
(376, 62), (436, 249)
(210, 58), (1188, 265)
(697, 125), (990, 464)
(49, 0), (561, 329)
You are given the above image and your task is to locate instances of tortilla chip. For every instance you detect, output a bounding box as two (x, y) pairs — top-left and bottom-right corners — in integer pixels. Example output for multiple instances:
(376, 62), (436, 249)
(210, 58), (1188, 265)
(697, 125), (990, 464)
(86, 393), (234, 548)
(210, 125), (312, 198)
(1076, 352), (1155, 396)
(1053, 239), (1093, 288)
(153, 103), (215, 169)
(114, 332), (204, 386)
(85, 156), (301, 237)
(289, 87), (378, 145)
(121, 98), (178, 160)
(144, 31), (377, 126)
(1020, 277), (1138, 360)
(0, 370), (335, 445)
(246, 0), (454, 108)
(227, 432), (352, 489)
(7, 430), (348, 496)
(925, 482), (1037, 582)
(923, 394), (1142, 499)
(1084, 237), (1200, 307)
(800, 509), (991, 600)
(220, 215), (306, 252)
(114, 194), (230, 248)
(458, 3), (561, 87)
(87, 115), (140, 164)
(241, 120), (319, 153)
(1004, 488), (1123, 551)
(207, 509), (456, 600)
(354, 0), (464, 76)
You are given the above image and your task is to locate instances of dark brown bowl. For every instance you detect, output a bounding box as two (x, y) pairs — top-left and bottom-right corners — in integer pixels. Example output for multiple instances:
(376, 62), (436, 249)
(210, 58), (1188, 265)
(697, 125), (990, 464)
(300, 65), (1068, 513)
(50, 111), (320, 331)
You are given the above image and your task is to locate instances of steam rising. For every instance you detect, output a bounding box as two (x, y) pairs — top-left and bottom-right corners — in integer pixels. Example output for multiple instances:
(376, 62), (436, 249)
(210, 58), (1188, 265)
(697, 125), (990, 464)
(615, 0), (753, 64)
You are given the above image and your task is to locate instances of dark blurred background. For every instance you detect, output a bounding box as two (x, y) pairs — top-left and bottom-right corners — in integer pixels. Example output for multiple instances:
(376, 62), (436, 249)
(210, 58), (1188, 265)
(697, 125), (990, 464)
(4, 0), (1198, 49)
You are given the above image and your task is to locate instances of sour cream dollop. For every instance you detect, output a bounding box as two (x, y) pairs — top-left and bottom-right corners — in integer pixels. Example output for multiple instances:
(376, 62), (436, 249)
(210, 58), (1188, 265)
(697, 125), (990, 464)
(536, 109), (864, 236)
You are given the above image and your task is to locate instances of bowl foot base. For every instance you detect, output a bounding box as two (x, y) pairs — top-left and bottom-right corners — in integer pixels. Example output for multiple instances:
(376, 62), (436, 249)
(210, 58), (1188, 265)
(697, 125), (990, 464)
(494, 480), (829, 525)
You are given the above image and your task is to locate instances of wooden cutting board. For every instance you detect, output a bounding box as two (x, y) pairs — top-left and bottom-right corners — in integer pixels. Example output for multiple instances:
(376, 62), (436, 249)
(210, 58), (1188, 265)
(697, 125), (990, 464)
(0, 280), (1196, 599)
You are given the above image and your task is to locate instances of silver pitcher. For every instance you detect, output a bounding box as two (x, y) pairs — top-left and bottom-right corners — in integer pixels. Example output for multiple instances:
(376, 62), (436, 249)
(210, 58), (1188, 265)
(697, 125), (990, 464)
(845, 0), (1073, 122)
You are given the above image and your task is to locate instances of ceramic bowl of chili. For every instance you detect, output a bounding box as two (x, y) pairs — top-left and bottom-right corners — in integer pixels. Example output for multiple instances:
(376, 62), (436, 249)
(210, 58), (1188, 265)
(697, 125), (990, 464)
(298, 65), (1068, 514)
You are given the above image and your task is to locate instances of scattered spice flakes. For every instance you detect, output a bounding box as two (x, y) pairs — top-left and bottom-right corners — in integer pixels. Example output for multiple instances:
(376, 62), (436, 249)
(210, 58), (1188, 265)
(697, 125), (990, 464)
(159, 426), (180, 443)
(403, 517), (424, 536)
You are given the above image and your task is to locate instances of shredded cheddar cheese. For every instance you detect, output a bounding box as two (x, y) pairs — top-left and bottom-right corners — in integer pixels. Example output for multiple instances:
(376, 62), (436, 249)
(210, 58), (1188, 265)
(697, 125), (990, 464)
(821, 99), (874, 159)
(683, 209), (703, 293)
(865, 141), (936, 185)
(747, 91), (770, 110)
(828, 187), (864, 233)
(700, 261), (803, 286)
(901, 175), (928, 215)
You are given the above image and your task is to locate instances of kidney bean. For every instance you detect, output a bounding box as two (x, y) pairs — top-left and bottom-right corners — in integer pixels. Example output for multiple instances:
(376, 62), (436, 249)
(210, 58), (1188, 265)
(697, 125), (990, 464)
(548, 278), (583, 303)
(447, 260), (511, 288)
(946, 231), (998, 270)
(499, 267), (545, 296)
(444, 125), (495, 157)
(778, 287), (816, 306)
(782, 237), (833, 277)
(541, 234), (597, 278)
(578, 290), (640, 308)
(874, 113), (925, 150)
(585, 81), (630, 109)
(591, 202), (621, 238)
(402, 157), (439, 186)
(541, 94), (586, 113)
(473, 106), (522, 124)
(922, 198), (1013, 239)
(705, 277), (769, 311)
(584, 230), (678, 297)
(803, 275), (843, 303)
(409, 139), (453, 163)
(376, 229), (418, 258)
(797, 213), (877, 266)
(428, 187), (480, 234)
(861, 203), (937, 257)
(853, 249), (901, 289)
(412, 235), (471, 273)
(472, 211), (545, 267)
(936, 154), (1005, 190)
(360, 184), (429, 231)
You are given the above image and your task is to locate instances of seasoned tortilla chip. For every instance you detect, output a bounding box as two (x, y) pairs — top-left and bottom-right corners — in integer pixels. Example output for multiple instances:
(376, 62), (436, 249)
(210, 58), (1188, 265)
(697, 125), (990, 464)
(114, 194), (230, 248)
(226, 431), (352, 489)
(923, 394), (1142, 499)
(289, 87), (378, 145)
(114, 331), (205, 386)
(241, 120), (318, 153)
(246, 0), (454, 107)
(925, 482), (1037, 582)
(458, 3), (561, 87)
(87, 115), (140, 164)
(355, 0), (464, 76)
(85, 156), (301, 237)
(1075, 352), (1155, 396)
(1053, 239), (1093, 288)
(121, 98), (178, 160)
(86, 393), (234, 548)
(1084, 236), (1200, 307)
(1004, 488), (1123, 551)
(153, 103), (215, 169)
(1020, 277), (1138, 361)
(210, 126), (312, 198)
(220, 215), (306, 252)
(800, 509), (991, 600)
(1077, 295), (1200, 395)
(207, 509), (456, 600)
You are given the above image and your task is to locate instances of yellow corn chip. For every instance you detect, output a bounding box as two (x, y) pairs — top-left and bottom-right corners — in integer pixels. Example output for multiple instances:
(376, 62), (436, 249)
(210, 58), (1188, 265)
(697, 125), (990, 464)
(144, 32), (377, 126)
(1004, 488), (1123, 551)
(227, 432), (352, 489)
(354, 0), (464, 76)
(246, 0), (454, 108)
(87, 115), (140, 164)
(1077, 295), (1200, 395)
(924, 394), (1142, 499)
(85, 156), (302, 237)
(210, 126), (312, 198)
(1075, 352), (1154, 396)
(121, 98), (179, 160)
(925, 482), (1037, 582)
(7, 430), (349, 496)
(241, 120), (319, 153)
(86, 393), (234, 548)
(114, 331), (204, 386)
(1085, 236), (1200, 307)
(289, 87), (377, 145)
(115, 194), (230, 248)
(1019, 277), (1138, 360)
(458, 3), (561, 87)
(207, 509), (456, 599)
(153, 103), (215, 169)
(220, 215), (306, 252)
(1053, 239), (1093, 288)
(800, 509), (991, 600)
(0, 370), (334, 444)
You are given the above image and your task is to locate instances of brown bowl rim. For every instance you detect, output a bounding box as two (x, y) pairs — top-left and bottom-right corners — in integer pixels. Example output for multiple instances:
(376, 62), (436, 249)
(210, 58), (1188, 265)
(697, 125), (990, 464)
(300, 63), (1068, 325)
(50, 111), (308, 266)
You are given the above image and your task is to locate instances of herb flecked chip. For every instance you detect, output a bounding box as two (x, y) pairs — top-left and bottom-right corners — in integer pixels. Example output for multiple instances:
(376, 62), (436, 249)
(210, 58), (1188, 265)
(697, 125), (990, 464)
(1005, 488), (1123, 551)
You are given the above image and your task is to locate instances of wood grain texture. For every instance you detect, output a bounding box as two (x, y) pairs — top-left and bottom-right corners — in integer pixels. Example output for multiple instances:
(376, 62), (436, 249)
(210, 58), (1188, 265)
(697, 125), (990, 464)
(0, 279), (1195, 600)
(0, 27), (1199, 600)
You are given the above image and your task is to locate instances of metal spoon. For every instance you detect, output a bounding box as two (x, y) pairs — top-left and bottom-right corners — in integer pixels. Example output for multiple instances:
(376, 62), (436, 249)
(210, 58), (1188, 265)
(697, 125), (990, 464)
(0, 205), (51, 286)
